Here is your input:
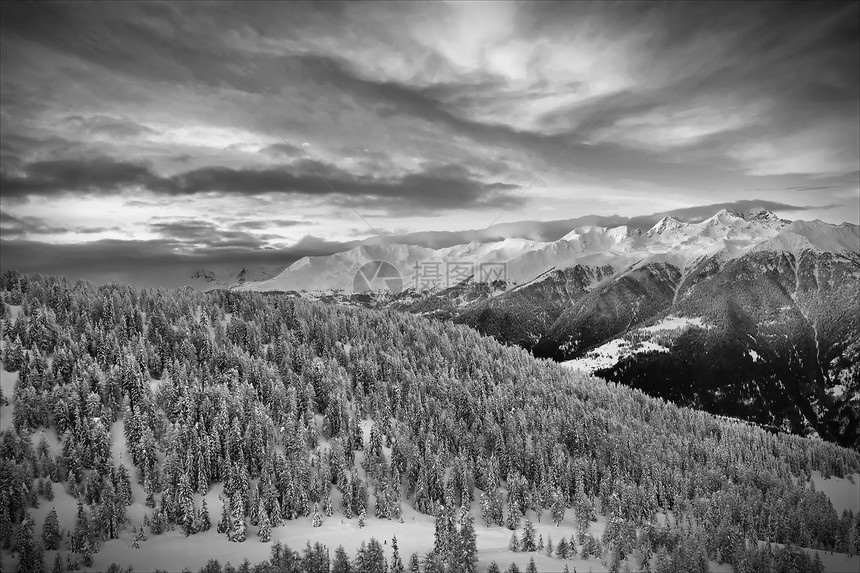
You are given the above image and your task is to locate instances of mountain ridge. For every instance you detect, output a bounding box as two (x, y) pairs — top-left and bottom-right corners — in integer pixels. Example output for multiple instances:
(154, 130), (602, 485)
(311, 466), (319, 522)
(236, 209), (860, 446)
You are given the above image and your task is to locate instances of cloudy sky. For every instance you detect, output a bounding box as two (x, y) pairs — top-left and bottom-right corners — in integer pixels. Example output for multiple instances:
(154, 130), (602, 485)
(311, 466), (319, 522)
(1, 1), (858, 286)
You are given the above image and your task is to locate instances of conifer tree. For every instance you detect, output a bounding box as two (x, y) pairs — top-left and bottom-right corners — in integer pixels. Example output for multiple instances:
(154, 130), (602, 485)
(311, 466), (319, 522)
(391, 535), (404, 573)
(460, 510), (478, 573)
(312, 503), (322, 527)
(217, 496), (230, 534)
(555, 537), (568, 560)
(258, 511), (271, 543)
(42, 508), (61, 550)
(323, 494), (334, 517)
(228, 490), (246, 542)
(15, 514), (45, 573)
(508, 530), (520, 552)
(332, 545), (352, 573)
(198, 499), (211, 532)
(521, 519), (537, 552)
(51, 553), (63, 573)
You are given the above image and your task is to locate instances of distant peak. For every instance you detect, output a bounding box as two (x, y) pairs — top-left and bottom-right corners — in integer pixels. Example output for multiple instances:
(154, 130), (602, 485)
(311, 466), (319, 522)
(714, 208), (741, 218)
(646, 216), (685, 237)
(743, 208), (781, 222)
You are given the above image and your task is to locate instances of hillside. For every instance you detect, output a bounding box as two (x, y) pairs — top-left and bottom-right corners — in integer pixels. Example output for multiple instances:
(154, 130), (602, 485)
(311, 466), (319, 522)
(239, 210), (860, 447)
(1, 272), (860, 572)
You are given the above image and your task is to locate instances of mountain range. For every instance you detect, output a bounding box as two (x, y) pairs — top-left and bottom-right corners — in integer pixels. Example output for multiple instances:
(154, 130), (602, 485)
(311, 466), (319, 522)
(237, 209), (860, 448)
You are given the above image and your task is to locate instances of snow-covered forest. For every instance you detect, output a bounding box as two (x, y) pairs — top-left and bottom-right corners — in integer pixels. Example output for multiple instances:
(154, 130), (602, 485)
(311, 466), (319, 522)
(1, 271), (859, 572)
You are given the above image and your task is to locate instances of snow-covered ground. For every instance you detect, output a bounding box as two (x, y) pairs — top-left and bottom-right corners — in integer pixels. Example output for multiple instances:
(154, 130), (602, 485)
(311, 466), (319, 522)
(640, 315), (709, 333)
(811, 471), (860, 515)
(562, 338), (669, 373)
(0, 368), (18, 433)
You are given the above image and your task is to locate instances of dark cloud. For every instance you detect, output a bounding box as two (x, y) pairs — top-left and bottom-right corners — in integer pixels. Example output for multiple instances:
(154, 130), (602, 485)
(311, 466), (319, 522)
(1, 155), (522, 212)
(0, 212), (69, 237)
(146, 218), (285, 250)
(1, 157), (162, 199)
(0, 210), (119, 239)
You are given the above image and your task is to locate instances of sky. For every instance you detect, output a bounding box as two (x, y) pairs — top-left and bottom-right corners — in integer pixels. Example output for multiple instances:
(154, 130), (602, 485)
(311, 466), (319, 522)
(1, 1), (858, 287)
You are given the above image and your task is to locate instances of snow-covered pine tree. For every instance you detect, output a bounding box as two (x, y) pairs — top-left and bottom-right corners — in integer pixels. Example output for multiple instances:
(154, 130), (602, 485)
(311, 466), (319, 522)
(258, 511), (271, 543)
(42, 507), (61, 550)
(391, 535), (404, 573)
(508, 530), (520, 552)
(198, 499), (211, 531)
(217, 495), (230, 534)
(228, 490), (246, 542)
(521, 519), (537, 552)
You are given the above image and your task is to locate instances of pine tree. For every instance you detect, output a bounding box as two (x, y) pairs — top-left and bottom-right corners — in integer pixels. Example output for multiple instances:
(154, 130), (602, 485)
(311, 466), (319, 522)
(409, 552), (420, 573)
(813, 551), (825, 573)
(43, 481), (54, 502)
(486, 563), (501, 573)
(545, 535), (553, 557)
(42, 508), (61, 550)
(332, 545), (352, 573)
(526, 557), (537, 573)
(323, 494), (334, 517)
(228, 490), (246, 542)
(312, 503), (322, 527)
(217, 495), (230, 534)
(508, 530), (520, 552)
(70, 502), (88, 554)
(258, 510), (271, 542)
(555, 537), (568, 559)
(358, 508), (366, 528)
(15, 514), (45, 573)
(460, 510), (478, 573)
(199, 499), (211, 531)
(391, 535), (405, 573)
(51, 553), (63, 573)
(550, 490), (565, 526)
(521, 519), (537, 552)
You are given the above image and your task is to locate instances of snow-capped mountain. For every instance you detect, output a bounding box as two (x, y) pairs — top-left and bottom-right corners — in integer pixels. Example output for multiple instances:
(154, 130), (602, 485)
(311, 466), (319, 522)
(241, 208), (860, 447)
(239, 208), (797, 294)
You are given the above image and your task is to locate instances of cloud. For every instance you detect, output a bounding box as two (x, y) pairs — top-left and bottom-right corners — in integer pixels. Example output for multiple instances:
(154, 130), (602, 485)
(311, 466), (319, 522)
(2, 155), (523, 212)
(1, 157), (162, 199)
(229, 219), (306, 230)
(1, 0), (858, 283)
(0, 210), (120, 239)
(62, 115), (157, 139)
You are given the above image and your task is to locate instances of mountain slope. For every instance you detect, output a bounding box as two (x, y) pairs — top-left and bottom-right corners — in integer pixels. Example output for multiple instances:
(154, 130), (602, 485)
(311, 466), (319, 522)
(241, 209), (860, 446)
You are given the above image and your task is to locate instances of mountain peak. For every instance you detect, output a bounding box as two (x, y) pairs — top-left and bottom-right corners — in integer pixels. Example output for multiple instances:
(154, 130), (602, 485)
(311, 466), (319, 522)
(742, 208), (783, 223)
(646, 215), (685, 237)
(714, 208), (741, 218)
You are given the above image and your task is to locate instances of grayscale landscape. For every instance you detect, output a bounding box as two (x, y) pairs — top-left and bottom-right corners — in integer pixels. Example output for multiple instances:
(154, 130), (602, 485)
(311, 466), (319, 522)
(1, 2), (859, 572)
